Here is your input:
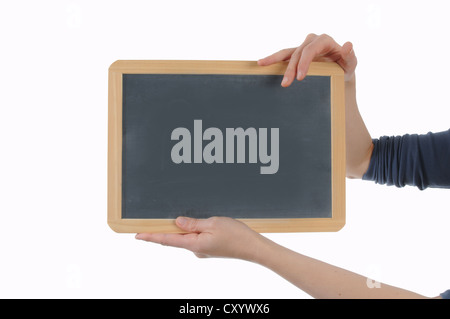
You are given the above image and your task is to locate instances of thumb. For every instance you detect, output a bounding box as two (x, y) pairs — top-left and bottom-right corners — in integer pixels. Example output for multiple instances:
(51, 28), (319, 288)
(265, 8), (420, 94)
(341, 42), (356, 62)
(339, 41), (357, 80)
(176, 216), (206, 233)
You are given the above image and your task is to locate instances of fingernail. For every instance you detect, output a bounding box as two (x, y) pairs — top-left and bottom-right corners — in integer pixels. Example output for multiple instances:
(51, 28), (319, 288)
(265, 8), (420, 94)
(135, 234), (143, 240)
(177, 217), (187, 227)
(281, 76), (288, 86)
(297, 71), (302, 81)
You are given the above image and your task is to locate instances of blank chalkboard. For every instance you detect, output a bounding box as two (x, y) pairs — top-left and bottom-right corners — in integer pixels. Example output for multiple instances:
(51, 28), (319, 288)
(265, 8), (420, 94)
(108, 60), (345, 233)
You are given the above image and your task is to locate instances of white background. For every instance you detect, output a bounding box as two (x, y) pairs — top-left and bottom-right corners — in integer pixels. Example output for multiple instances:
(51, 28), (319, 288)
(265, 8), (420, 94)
(0, 0), (449, 298)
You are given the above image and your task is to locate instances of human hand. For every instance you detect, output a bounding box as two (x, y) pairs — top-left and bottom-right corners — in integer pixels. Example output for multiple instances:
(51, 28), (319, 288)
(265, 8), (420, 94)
(135, 216), (266, 261)
(258, 33), (357, 86)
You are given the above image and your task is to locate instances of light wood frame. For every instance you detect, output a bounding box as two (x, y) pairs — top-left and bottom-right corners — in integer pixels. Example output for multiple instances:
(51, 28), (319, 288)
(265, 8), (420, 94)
(108, 60), (345, 233)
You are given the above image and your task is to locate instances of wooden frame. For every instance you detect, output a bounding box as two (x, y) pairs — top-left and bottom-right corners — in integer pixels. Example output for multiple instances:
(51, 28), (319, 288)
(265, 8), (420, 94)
(108, 60), (345, 233)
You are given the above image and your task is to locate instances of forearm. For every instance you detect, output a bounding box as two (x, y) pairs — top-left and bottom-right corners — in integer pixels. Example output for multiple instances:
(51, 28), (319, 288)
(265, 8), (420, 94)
(253, 237), (428, 299)
(345, 77), (373, 179)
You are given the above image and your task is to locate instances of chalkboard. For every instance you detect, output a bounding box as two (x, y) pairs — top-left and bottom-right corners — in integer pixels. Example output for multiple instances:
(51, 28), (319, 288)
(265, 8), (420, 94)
(108, 60), (345, 233)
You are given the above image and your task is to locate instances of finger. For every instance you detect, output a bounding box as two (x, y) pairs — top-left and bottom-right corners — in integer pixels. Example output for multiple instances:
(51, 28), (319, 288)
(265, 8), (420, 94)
(176, 216), (210, 233)
(282, 47), (302, 87)
(257, 48), (296, 66)
(281, 33), (318, 86)
(297, 34), (339, 81)
(135, 232), (199, 250)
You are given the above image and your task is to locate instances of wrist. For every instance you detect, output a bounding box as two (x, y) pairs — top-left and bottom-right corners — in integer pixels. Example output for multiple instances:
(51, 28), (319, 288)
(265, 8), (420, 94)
(249, 234), (282, 266)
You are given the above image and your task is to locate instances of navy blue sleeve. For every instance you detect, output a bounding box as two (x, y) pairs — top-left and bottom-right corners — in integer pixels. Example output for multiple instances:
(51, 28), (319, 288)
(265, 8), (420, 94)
(441, 289), (450, 299)
(362, 129), (450, 190)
